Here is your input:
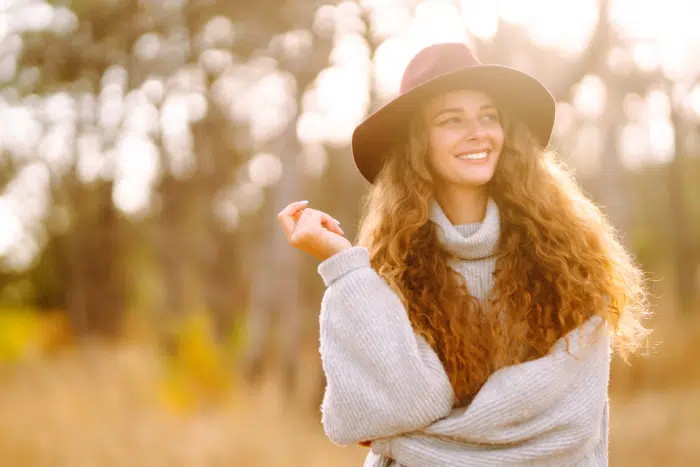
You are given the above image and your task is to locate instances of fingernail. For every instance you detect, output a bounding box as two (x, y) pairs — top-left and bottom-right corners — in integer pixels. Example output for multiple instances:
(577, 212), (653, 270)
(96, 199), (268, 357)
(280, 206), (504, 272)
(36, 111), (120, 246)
(300, 200), (309, 204)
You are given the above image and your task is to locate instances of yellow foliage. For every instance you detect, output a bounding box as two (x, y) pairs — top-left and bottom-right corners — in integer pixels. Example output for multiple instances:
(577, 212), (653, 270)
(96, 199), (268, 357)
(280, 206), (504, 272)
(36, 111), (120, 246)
(0, 309), (72, 363)
(158, 310), (233, 413)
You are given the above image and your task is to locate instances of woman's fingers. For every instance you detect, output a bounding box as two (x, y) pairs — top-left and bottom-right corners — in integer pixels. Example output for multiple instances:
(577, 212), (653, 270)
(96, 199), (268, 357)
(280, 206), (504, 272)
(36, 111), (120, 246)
(299, 208), (344, 237)
(277, 200), (309, 239)
(290, 208), (322, 246)
(321, 213), (344, 236)
(278, 202), (353, 261)
(279, 201), (344, 249)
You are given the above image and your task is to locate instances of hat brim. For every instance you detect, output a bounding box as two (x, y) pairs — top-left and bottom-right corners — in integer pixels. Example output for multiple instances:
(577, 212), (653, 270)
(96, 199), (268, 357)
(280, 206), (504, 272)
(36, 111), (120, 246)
(351, 65), (556, 184)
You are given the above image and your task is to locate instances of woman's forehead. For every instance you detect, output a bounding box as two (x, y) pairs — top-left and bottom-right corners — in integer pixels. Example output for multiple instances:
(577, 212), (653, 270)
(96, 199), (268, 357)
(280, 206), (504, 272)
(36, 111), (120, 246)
(424, 88), (496, 113)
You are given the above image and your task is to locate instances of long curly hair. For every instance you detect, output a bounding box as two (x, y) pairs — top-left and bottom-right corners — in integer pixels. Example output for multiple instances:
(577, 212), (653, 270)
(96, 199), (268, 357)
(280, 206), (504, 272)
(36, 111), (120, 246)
(356, 111), (651, 406)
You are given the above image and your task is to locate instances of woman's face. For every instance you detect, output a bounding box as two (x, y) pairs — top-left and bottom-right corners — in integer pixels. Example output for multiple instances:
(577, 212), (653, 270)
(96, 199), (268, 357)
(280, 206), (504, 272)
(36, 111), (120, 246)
(422, 89), (504, 189)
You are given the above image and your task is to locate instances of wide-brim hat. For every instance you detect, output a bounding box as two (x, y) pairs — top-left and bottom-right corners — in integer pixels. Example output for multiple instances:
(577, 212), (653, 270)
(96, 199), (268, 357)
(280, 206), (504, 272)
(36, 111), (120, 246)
(352, 42), (556, 184)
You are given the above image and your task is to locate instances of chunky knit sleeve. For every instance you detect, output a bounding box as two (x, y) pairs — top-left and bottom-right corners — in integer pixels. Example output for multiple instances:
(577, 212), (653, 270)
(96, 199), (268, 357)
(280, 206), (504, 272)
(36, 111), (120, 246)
(317, 246), (455, 446)
(369, 317), (611, 467)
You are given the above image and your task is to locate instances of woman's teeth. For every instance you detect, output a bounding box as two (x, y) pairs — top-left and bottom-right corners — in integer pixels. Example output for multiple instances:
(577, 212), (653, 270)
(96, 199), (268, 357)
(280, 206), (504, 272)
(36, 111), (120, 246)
(456, 151), (488, 160)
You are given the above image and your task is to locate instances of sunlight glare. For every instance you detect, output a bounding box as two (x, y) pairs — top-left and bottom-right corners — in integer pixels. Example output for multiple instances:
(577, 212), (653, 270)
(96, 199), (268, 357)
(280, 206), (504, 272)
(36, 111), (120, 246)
(525, 0), (597, 55)
(3, 233), (40, 272)
(115, 132), (161, 185)
(38, 121), (76, 177)
(315, 65), (369, 146)
(413, 1), (467, 46)
(212, 193), (240, 231)
(296, 111), (328, 145)
(5, 162), (50, 226)
(0, 104), (41, 161)
(199, 15), (236, 49)
(372, 37), (411, 101)
(51, 6), (78, 36)
(299, 143), (328, 179)
(460, 0), (499, 40)
(647, 118), (674, 164)
(0, 197), (22, 257)
(646, 90), (671, 119)
(18, 2), (53, 32)
(76, 131), (104, 183)
(133, 33), (162, 62)
(373, 1), (467, 101)
(43, 92), (76, 123)
(123, 98), (160, 136)
(570, 124), (603, 176)
(163, 127), (195, 179)
(0, 54), (17, 83)
(232, 182), (264, 214)
(622, 93), (645, 122)
(619, 123), (647, 170)
(142, 77), (166, 104)
(248, 153), (283, 187)
(632, 42), (660, 72)
(689, 85), (700, 117)
(498, 0), (529, 24)
(553, 102), (576, 138)
(366, 1), (412, 42)
(573, 75), (606, 118)
(611, 0), (700, 78)
(199, 49), (234, 76)
(113, 177), (152, 216)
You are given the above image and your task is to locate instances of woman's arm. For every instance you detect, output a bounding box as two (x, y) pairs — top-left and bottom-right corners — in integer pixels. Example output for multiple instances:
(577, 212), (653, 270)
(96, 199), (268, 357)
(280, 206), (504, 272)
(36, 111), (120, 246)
(318, 246), (456, 446)
(371, 317), (611, 466)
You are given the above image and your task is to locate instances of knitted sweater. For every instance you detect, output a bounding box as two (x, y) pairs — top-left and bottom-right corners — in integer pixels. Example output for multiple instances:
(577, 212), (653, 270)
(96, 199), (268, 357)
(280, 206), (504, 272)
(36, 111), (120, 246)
(316, 199), (611, 467)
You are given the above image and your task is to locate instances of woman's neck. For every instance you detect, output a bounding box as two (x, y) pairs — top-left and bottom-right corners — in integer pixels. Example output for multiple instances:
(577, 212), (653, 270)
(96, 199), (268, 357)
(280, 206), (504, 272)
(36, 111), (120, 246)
(433, 186), (489, 225)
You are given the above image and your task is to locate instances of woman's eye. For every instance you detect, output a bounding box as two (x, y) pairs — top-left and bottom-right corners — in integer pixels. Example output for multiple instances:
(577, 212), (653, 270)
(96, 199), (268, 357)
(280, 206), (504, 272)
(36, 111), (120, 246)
(482, 113), (499, 122)
(441, 117), (461, 125)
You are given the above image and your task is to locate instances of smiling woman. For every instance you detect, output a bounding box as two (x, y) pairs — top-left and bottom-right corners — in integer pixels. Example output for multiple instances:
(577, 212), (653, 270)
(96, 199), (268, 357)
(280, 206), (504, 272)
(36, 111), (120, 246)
(422, 89), (504, 223)
(278, 42), (650, 467)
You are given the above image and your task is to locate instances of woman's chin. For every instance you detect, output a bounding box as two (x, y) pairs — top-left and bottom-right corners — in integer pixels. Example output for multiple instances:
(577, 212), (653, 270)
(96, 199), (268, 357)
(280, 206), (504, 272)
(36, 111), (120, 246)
(435, 167), (496, 189)
(454, 172), (495, 188)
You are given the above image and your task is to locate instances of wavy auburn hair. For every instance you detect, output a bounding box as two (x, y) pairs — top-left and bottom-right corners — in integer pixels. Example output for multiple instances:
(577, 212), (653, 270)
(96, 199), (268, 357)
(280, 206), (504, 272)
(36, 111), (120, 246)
(356, 110), (651, 406)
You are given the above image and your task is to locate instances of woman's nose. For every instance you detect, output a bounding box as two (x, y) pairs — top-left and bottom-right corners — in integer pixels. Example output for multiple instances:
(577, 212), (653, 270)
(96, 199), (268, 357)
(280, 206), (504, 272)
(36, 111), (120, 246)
(463, 119), (487, 139)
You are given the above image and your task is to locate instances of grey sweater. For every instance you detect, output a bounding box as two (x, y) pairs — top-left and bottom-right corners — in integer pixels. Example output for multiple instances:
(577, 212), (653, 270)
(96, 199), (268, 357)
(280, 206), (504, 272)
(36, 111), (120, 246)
(317, 199), (611, 467)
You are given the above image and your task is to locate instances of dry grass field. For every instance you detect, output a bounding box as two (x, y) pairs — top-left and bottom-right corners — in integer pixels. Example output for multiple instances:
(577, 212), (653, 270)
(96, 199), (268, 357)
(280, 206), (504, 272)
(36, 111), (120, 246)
(0, 309), (697, 467)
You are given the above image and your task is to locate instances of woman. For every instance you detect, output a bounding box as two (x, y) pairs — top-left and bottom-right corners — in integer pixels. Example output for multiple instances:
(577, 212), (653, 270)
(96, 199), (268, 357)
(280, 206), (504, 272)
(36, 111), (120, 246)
(277, 43), (649, 466)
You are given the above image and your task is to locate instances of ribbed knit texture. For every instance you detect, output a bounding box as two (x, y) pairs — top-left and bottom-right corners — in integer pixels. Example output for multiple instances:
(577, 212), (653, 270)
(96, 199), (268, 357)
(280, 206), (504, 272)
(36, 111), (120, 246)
(317, 199), (611, 467)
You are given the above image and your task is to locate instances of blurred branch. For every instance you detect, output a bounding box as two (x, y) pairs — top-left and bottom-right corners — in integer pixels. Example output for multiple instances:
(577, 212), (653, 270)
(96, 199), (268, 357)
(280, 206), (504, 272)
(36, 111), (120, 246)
(0, 152), (17, 193)
(547, 0), (611, 101)
(241, 10), (335, 392)
(471, 0), (611, 103)
(668, 89), (699, 313)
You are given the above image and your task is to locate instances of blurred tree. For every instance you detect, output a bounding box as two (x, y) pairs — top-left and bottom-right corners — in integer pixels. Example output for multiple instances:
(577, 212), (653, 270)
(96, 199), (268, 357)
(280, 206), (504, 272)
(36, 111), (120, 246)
(4, 0), (338, 342)
(669, 94), (700, 312)
(240, 15), (336, 393)
(0, 0), (697, 415)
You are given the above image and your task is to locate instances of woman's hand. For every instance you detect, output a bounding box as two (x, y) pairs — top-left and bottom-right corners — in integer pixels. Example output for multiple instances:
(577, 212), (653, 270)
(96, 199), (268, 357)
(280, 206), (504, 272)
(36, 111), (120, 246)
(277, 200), (353, 261)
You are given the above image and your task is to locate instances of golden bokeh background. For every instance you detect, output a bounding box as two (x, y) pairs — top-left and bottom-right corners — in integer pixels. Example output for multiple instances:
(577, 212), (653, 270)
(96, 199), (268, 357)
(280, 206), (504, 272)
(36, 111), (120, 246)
(0, 0), (698, 465)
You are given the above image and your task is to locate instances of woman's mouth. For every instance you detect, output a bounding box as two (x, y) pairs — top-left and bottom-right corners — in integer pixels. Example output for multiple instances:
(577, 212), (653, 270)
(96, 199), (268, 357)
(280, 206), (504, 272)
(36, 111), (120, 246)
(456, 150), (489, 161)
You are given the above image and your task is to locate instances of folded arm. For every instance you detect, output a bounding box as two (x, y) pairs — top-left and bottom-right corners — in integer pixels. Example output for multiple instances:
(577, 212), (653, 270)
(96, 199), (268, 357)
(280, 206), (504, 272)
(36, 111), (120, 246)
(317, 247), (455, 446)
(371, 317), (611, 466)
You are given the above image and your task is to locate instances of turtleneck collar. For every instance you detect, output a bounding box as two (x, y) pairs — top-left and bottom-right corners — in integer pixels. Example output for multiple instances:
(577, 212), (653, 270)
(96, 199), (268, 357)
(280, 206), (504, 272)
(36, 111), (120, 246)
(429, 197), (501, 260)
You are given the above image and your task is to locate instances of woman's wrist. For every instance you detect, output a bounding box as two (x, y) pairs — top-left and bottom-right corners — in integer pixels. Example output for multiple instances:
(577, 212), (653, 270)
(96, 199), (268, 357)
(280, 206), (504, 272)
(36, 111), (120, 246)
(317, 246), (370, 286)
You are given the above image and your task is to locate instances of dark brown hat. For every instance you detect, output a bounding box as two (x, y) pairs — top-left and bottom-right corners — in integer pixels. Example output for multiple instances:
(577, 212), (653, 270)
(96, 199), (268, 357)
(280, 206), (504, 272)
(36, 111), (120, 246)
(351, 42), (556, 184)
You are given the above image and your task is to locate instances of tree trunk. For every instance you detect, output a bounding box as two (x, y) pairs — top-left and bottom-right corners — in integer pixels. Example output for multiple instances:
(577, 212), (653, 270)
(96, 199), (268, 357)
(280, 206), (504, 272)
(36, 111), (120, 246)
(242, 119), (302, 390)
(668, 107), (697, 313)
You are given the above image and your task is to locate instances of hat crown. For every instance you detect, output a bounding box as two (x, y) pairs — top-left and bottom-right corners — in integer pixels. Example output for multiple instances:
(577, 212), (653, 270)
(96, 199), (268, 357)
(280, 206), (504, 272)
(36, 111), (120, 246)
(400, 43), (481, 95)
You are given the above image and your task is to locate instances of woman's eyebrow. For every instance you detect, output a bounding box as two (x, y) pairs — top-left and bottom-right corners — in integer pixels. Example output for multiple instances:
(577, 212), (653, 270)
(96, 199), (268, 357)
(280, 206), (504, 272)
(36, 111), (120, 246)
(433, 104), (498, 121)
(432, 107), (463, 120)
